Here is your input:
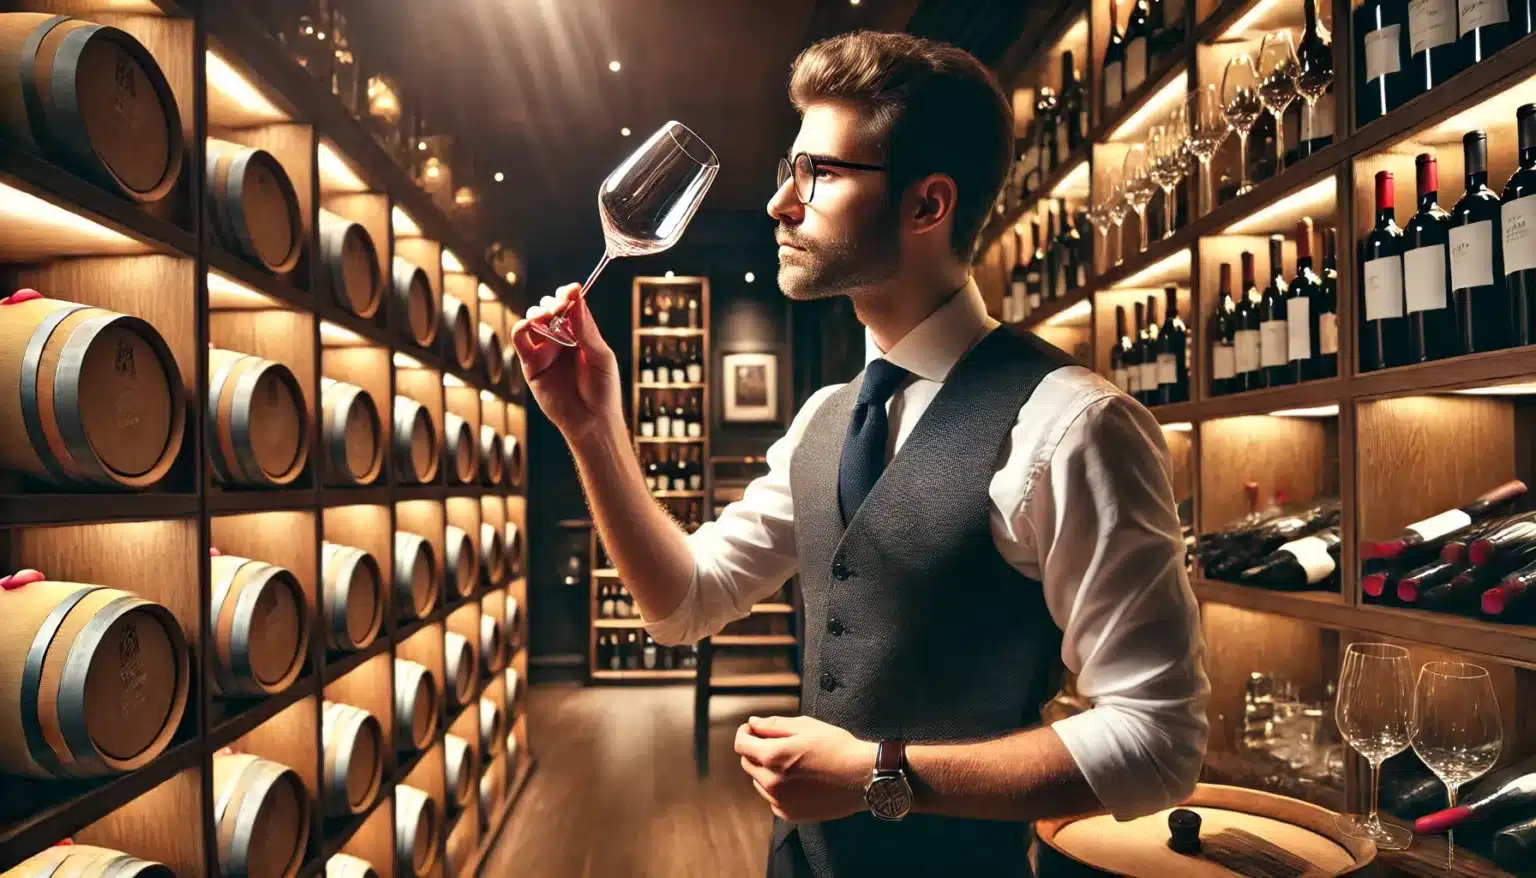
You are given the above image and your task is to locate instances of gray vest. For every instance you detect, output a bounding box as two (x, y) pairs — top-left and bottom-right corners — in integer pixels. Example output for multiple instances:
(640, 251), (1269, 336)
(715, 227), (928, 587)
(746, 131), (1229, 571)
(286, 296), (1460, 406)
(773, 328), (1076, 878)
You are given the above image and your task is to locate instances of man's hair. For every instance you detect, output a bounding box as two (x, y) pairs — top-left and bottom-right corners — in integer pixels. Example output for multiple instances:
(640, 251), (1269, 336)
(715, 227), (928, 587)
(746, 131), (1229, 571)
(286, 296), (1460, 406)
(788, 31), (1013, 261)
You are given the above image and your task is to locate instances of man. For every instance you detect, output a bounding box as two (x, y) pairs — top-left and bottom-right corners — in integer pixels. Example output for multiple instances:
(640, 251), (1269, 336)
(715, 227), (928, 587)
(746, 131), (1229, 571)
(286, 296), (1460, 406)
(513, 30), (1209, 878)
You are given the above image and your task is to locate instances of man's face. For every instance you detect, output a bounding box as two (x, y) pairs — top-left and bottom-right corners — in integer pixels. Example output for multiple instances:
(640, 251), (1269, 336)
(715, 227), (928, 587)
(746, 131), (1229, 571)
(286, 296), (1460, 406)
(767, 102), (902, 301)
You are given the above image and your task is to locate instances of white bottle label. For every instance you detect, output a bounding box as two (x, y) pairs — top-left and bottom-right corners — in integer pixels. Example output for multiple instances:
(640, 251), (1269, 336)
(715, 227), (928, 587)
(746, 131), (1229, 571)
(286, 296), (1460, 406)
(1302, 92), (1335, 141)
(1319, 312), (1339, 354)
(1105, 62), (1124, 108)
(671, 420), (686, 438)
(1212, 344), (1238, 380)
(1127, 365), (1141, 393)
(672, 368), (687, 384)
(1364, 256), (1406, 320)
(1287, 298), (1313, 362)
(1410, 0), (1459, 53)
(1012, 280), (1027, 303)
(1459, 0), (1509, 34)
(673, 477), (687, 491)
(1404, 244), (1450, 312)
(1365, 24), (1404, 81)
(640, 422), (655, 438)
(1156, 353), (1177, 385)
(687, 364), (703, 383)
(689, 474), (702, 490)
(687, 422), (701, 438)
(1406, 508), (1474, 541)
(1112, 367), (1130, 390)
(656, 415), (671, 435)
(1450, 221), (1496, 289)
(1260, 319), (1290, 367)
(641, 368), (655, 384)
(1126, 39), (1148, 92)
(1503, 194), (1536, 275)
(644, 475), (656, 491)
(1139, 361), (1159, 392)
(1281, 534), (1337, 583)
(1236, 329), (1262, 373)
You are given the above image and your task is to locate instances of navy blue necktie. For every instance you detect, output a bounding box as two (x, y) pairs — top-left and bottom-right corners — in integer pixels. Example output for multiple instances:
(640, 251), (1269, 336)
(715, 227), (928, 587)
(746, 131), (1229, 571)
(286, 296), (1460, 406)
(837, 358), (910, 526)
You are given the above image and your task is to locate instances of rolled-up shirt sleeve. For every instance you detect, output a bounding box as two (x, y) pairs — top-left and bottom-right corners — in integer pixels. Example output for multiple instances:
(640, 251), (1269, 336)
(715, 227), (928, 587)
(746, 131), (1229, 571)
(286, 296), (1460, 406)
(1023, 394), (1210, 820)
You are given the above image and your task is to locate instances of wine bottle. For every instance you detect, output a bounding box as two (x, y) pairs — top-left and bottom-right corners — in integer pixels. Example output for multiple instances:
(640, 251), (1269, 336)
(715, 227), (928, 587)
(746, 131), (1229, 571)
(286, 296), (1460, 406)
(1236, 251), (1266, 391)
(644, 452), (661, 491)
(1104, 0), (1128, 116)
(1061, 52), (1086, 157)
(641, 292), (656, 327)
(1125, 0), (1153, 95)
(1407, 0), (1464, 96)
(1211, 263), (1239, 396)
(687, 294), (700, 328)
(1158, 285), (1188, 404)
(638, 394), (656, 438)
(1129, 300), (1147, 401)
(1469, 516), (1536, 566)
(1416, 765), (1536, 833)
(1362, 169), (1410, 370)
(671, 399), (687, 438)
(672, 447), (689, 491)
(1286, 218), (1324, 382)
(656, 291), (673, 327)
(1008, 227), (1028, 323)
(1037, 86), (1061, 172)
(1112, 305), (1133, 393)
(1240, 527), (1341, 590)
(654, 398), (672, 438)
(1317, 227), (1342, 378)
(1403, 152), (1459, 362)
(1364, 481), (1528, 560)
(1450, 130), (1511, 355)
(1061, 198), (1086, 292)
(688, 448), (703, 491)
(1141, 295), (1162, 405)
(1357, 0), (1410, 126)
(1483, 559), (1536, 616)
(685, 394), (702, 438)
(1459, 0), (1514, 63)
(1502, 103), (1536, 347)
(686, 339), (703, 384)
(1162, 0), (1187, 53)
(655, 340), (672, 386)
(1493, 816), (1536, 868)
(670, 346), (688, 384)
(1395, 557), (1470, 603)
(1051, 207), (1072, 300)
(640, 342), (657, 384)
(1028, 220), (1047, 310)
(1260, 235), (1292, 387)
(1074, 209), (1095, 284)
(1297, 0), (1336, 156)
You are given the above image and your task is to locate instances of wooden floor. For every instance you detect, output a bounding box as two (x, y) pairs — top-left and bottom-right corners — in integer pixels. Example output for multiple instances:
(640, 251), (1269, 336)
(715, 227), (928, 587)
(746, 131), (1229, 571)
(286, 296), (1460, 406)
(484, 683), (800, 878)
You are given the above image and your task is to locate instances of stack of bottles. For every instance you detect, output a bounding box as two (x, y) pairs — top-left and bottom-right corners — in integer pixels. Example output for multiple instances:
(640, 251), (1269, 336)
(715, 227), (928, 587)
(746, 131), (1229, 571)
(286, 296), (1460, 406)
(1002, 202), (1093, 324)
(1194, 486), (1341, 591)
(1013, 51), (1088, 203)
(1380, 750), (1536, 869)
(1109, 286), (1189, 406)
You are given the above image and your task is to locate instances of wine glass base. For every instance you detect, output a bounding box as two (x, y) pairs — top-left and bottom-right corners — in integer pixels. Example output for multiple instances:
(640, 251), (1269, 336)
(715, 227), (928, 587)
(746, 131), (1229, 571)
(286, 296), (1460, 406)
(1334, 813), (1413, 850)
(528, 316), (579, 348)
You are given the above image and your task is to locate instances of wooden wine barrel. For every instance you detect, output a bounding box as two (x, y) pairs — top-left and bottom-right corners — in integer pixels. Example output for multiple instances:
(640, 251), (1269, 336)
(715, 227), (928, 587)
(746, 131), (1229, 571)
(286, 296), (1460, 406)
(437, 296), (476, 371)
(0, 581), (188, 779)
(209, 553), (308, 697)
(443, 525), (478, 598)
(479, 697), (505, 756)
(505, 597), (522, 653)
(504, 522), (524, 578)
(502, 345), (520, 394)
(478, 766), (497, 827)
(3, 844), (175, 877)
(505, 730), (519, 768)
(0, 296), (185, 489)
(320, 378), (382, 487)
(391, 396), (438, 485)
(321, 700), (384, 817)
(0, 13), (183, 202)
(206, 137), (303, 274)
(392, 658), (438, 751)
(442, 413), (476, 485)
(501, 434), (523, 489)
(478, 323), (504, 386)
(505, 668), (520, 713)
(317, 209), (381, 319)
(443, 631), (476, 706)
(1036, 785), (1376, 878)
(394, 784), (440, 877)
(478, 425), (505, 487)
(480, 611), (505, 675)
(213, 752), (310, 878)
(207, 348), (310, 487)
(323, 853), (378, 878)
(478, 521), (505, 587)
(392, 531), (438, 620)
(443, 732), (477, 810)
(390, 258), (436, 348)
(320, 542), (382, 652)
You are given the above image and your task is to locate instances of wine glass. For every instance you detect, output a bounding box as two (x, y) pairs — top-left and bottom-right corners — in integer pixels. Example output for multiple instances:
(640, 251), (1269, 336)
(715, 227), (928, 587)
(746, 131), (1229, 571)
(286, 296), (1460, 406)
(1149, 110), (1188, 239)
(1221, 54), (1263, 196)
(1086, 187), (1114, 276)
(1294, 25), (1334, 157)
(1257, 32), (1301, 175)
(1122, 144), (1155, 253)
(1335, 642), (1415, 850)
(529, 121), (719, 347)
(1106, 174), (1131, 266)
(1187, 85), (1230, 216)
(1411, 661), (1502, 857)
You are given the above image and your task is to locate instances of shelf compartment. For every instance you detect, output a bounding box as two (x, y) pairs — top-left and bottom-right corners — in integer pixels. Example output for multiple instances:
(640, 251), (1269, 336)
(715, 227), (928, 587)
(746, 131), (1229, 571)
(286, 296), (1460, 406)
(334, 793), (395, 878)
(325, 652), (397, 790)
(0, 492), (198, 527)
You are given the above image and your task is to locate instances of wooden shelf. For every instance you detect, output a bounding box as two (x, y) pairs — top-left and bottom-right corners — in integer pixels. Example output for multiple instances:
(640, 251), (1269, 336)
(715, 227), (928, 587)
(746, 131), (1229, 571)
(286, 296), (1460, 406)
(1012, 287), (1093, 332)
(636, 436), (706, 444)
(594, 568), (620, 577)
(207, 487), (321, 514)
(208, 677), (318, 750)
(712, 634), (797, 648)
(636, 327), (705, 337)
(590, 669), (696, 681)
(594, 618), (646, 628)
(652, 491), (706, 499)
(0, 492), (199, 528)
(638, 382), (706, 390)
(751, 603), (795, 615)
(322, 637), (393, 683)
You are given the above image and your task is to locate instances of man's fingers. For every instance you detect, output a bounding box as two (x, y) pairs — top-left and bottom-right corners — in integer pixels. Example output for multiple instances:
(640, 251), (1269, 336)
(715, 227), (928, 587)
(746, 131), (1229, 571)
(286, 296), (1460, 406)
(734, 724), (784, 765)
(510, 317), (560, 378)
(748, 715), (796, 738)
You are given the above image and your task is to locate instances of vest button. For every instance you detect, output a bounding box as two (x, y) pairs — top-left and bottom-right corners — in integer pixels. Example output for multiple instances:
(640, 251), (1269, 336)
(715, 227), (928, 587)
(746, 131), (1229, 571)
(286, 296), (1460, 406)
(827, 618), (844, 636)
(819, 672), (837, 692)
(831, 561), (850, 580)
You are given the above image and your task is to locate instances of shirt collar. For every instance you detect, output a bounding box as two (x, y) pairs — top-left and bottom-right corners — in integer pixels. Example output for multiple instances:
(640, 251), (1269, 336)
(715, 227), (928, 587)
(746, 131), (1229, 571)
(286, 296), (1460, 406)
(865, 278), (998, 383)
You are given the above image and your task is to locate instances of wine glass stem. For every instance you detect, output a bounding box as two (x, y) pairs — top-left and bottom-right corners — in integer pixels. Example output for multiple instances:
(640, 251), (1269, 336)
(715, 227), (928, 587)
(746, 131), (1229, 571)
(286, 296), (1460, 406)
(1274, 111), (1286, 171)
(1238, 131), (1250, 192)
(550, 251), (613, 333)
(1163, 187), (1176, 238)
(1367, 760), (1382, 827)
(1137, 210), (1149, 253)
(1200, 158), (1213, 216)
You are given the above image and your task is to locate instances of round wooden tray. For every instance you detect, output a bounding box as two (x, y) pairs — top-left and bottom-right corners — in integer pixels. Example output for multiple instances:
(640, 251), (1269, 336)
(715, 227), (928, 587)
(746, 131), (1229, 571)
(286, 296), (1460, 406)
(1036, 784), (1376, 877)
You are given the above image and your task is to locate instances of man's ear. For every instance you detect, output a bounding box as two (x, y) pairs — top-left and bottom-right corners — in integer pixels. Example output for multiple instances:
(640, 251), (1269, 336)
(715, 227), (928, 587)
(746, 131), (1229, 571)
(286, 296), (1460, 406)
(906, 173), (957, 236)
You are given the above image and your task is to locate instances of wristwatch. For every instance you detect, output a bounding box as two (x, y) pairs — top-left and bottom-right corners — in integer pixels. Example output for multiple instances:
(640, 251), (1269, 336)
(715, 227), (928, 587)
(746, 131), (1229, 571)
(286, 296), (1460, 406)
(863, 739), (913, 821)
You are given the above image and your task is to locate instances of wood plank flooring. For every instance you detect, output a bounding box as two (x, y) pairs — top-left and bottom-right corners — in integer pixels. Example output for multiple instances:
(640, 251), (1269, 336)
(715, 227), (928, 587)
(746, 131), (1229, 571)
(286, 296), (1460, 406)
(483, 684), (799, 878)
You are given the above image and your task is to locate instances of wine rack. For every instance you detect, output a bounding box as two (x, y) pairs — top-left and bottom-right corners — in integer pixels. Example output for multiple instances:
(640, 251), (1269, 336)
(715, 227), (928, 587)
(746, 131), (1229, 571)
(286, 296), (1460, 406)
(0, 1), (534, 875)
(587, 276), (711, 682)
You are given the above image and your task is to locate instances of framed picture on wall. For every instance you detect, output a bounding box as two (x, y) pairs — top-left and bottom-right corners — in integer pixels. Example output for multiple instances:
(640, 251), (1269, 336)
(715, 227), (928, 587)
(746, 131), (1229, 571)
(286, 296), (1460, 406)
(722, 352), (778, 423)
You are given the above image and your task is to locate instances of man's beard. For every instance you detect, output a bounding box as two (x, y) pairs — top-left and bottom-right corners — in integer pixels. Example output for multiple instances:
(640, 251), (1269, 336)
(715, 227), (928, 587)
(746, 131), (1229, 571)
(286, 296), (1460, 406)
(776, 207), (901, 301)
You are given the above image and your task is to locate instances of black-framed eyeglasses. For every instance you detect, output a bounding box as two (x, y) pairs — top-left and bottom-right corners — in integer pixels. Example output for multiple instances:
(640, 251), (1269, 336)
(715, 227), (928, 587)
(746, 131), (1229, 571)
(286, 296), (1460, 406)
(776, 152), (887, 204)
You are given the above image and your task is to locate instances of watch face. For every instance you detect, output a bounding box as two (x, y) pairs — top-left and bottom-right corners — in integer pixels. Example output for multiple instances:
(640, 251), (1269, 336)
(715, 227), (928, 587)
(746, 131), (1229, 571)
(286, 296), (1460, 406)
(865, 774), (912, 821)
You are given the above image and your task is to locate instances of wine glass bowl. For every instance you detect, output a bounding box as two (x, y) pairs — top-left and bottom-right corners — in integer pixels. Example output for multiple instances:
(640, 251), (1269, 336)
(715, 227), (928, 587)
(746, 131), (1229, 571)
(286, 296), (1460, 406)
(1221, 54), (1263, 196)
(1187, 85), (1230, 215)
(1122, 144), (1156, 253)
(1335, 642), (1415, 850)
(1257, 32), (1301, 173)
(1411, 662), (1502, 807)
(529, 121), (719, 347)
(1147, 124), (1183, 240)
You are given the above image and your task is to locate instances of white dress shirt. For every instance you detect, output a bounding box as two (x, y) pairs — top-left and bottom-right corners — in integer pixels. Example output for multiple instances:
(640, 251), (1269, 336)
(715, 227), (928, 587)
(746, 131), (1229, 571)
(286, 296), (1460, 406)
(644, 279), (1210, 821)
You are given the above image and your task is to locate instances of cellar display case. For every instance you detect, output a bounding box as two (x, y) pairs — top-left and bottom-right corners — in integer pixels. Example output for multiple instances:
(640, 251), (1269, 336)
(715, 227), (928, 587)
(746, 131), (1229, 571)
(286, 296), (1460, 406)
(0, 0), (534, 874)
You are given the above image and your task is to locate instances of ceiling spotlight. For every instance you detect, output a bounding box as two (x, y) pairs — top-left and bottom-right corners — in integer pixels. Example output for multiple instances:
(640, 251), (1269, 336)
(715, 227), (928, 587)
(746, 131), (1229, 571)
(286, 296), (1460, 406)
(417, 141), (427, 151)
(609, 60), (621, 72)
(493, 172), (505, 182)
(850, 0), (861, 5)
(665, 270), (675, 278)
(621, 127), (631, 137)
(744, 272), (755, 283)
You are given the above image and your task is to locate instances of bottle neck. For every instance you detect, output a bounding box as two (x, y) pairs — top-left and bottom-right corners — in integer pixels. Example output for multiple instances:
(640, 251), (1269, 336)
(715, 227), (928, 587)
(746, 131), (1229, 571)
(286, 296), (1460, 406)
(1376, 207), (1396, 226)
(1466, 169), (1489, 190)
(1418, 189), (1439, 211)
(1303, 0), (1318, 32)
(1524, 145), (1536, 169)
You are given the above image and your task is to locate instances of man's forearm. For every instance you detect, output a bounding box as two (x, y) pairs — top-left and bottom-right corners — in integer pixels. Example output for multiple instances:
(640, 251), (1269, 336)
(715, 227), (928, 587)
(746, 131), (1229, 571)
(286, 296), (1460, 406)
(568, 418), (697, 623)
(903, 726), (1103, 822)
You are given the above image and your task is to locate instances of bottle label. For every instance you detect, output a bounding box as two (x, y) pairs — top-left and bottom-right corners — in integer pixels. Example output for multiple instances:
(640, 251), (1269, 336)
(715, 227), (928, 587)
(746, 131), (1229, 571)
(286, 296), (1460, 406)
(1302, 92), (1335, 142)
(1459, 0), (1509, 35)
(1212, 344), (1237, 380)
(1127, 364), (1141, 393)
(1236, 329), (1262, 373)
(640, 422), (655, 438)
(640, 368), (655, 384)
(1364, 255), (1406, 319)
(1404, 244), (1450, 312)
(1365, 24), (1404, 81)
(1450, 220), (1496, 289)
(1319, 312), (1339, 354)
(1409, 0), (1459, 52)
(673, 478), (687, 491)
(1126, 39), (1148, 92)
(1287, 298), (1313, 361)
(1503, 194), (1536, 275)
(672, 421), (687, 438)
(1139, 361), (1159, 392)
(687, 423), (702, 438)
(656, 416), (671, 434)
(1260, 319), (1290, 367)
(1281, 534), (1338, 583)
(1105, 62), (1124, 108)
(1112, 367), (1131, 390)
(687, 364), (703, 383)
(1012, 280), (1027, 301)
(1406, 508), (1474, 541)
(672, 368), (687, 383)
(1156, 353), (1177, 385)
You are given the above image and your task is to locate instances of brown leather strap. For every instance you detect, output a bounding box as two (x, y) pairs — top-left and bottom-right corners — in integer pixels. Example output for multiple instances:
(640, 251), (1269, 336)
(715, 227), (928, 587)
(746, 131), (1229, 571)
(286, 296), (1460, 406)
(876, 739), (905, 773)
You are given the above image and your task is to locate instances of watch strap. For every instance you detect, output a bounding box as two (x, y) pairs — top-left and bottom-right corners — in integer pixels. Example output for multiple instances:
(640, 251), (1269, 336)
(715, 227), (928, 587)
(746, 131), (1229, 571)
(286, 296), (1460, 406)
(876, 739), (905, 773)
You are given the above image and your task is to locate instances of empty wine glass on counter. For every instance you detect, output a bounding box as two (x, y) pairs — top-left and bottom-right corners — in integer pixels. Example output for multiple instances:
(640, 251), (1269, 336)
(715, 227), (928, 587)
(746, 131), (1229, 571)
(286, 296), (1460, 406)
(1257, 32), (1301, 175)
(1122, 144), (1155, 253)
(1221, 54), (1262, 196)
(1335, 642), (1415, 850)
(1412, 662), (1502, 814)
(1186, 85), (1229, 216)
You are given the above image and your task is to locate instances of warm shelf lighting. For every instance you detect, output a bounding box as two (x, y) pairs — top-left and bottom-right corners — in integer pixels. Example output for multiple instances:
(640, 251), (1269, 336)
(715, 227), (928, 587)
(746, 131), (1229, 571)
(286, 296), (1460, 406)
(478, 283), (496, 302)
(1422, 70), (1536, 143)
(1224, 177), (1336, 235)
(393, 352), (426, 369)
(1058, 17), (1089, 49)
(744, 272), (756, 283)
(609, 60), (622, 72)
(1109, 71), (1188, 143)
(480, 390), (498, 402)
(505, 271), (518, 285)
(621, 127), (632, 137)
(441, 249), (465, 273)
(493, 172), (505, 183)
(320, 321), (368, 346)
(1051, 160), (1092, 200)
(0, 181), (142, 254)
(1162, 421), (1194, 432)
(1112, 248), (1191, 290)
(1451, 381), (1536, 396)
(443, 373), (468, 388)
(665, 270), (676, 278)
(392, 207), (421, 237)
(1224, 0), (1289, 39)
(1268, 404), (1339, 417)
(318, 141), (367, 192)
(206, 52), (286, 124)
(206, 271), (278, 308)
(1045, 299), (1092, 326)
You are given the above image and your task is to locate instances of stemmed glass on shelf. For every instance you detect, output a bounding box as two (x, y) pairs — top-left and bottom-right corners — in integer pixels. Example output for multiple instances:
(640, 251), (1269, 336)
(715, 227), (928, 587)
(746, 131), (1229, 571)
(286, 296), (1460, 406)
(1335, 642), (1415, 850)
(1106, 169), (1132, 267)
(1148, 109), (1188, 240)
(1411, 661), (1502, 867)
(1121, 144), (1156, 253)
(1186, 85), (1230, 216)
(1257, 31), (1301, 176)
(1221, 54), (1262, 197)
(1086, 179), (1115, 276)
